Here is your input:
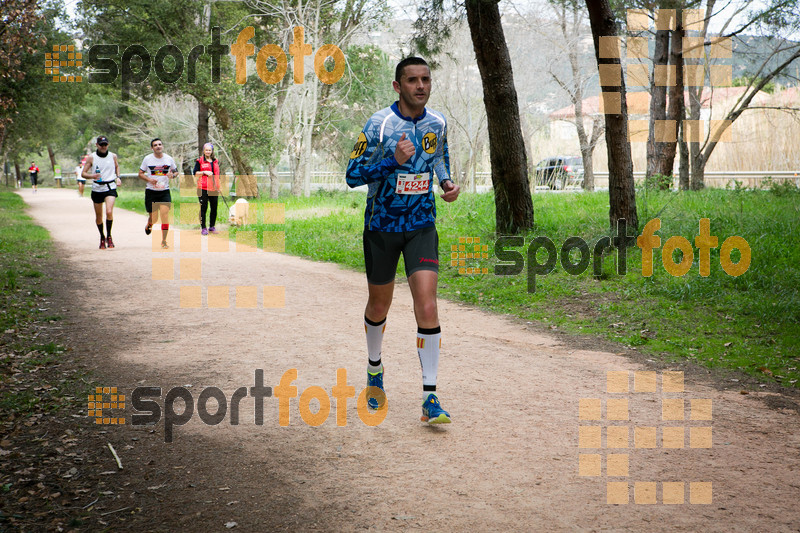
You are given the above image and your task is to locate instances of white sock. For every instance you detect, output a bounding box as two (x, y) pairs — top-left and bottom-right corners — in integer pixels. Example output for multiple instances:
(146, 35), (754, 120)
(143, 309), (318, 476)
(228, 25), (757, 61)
(365, 316), (386, 372)
(417, 326), (441, 402)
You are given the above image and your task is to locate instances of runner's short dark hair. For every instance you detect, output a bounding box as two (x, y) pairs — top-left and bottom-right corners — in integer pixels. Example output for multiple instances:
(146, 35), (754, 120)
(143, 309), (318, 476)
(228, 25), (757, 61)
(150, 138), (162, 147)
(395, 57), (429, 82)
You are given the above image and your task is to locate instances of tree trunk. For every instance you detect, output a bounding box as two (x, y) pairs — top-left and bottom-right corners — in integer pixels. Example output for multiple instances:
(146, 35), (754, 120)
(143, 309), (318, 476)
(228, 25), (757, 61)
(580, 138), (594, 191)
(46, 144), (56, 172)
(691, 150), (706, 190)
(687, 86), (704, 190)
(646, 28), (670, 182)
(465, 0), (533, 234)
(661, 19), (684, 182)
(269, 167), (281, 198)
(209, 106), (252, 176)
(290, 126), (304, 196)
(585, 0), (638, 234)
(299, 81), (319, 197)
(14, 160), (21, 186)
(268, 78), (290, 200)
(679, 120), (689, 190)
(198, 99), (209, 154)
(465, 111), (483, 194)
(584, 117), (604, 191)
(698, 46), (800, 182)
(555, 1), (599, 192)
(687, 0), (715, 190)
(573, 104), (593, 190)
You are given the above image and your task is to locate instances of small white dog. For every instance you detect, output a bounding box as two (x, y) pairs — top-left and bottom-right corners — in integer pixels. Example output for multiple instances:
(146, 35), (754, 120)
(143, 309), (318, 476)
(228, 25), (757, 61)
(229, 198), (250, 226)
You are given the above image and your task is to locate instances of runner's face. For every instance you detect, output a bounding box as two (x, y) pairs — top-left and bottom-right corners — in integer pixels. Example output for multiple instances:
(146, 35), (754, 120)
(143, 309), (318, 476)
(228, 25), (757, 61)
(97, 142), (109, 154)
(151, 140), (164, 155)
(204, 146), (213, 158)
(393, 65), (431, 112)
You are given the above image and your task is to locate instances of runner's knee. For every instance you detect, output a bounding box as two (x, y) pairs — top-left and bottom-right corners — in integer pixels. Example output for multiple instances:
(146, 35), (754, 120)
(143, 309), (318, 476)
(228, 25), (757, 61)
(414, 299), (438, 323)
(366, 299), (391, 320)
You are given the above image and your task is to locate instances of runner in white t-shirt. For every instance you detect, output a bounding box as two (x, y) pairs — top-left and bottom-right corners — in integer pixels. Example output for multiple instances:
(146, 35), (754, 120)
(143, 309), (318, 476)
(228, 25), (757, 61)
(138, 138), (178, 249)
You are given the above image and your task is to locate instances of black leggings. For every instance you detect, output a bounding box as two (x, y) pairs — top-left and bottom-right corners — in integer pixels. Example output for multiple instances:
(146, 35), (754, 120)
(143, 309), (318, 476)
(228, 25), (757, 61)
(198, 189), (218, 228)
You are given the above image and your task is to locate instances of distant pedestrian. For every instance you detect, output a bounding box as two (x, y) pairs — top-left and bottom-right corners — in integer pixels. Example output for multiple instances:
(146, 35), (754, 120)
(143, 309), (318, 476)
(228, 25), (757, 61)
(194, 143), (221, 235)
(76, 157), (87, 196)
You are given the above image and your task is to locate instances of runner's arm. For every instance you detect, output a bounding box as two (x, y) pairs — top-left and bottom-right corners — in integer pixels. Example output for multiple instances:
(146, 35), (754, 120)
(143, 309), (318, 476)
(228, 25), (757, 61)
(167, 159), (179, 179)
(138, 163), (156, 186)
(212, 160), (221, 190)
(345, 124), (399, 187)
(433, 122), (459, 202)
(433, 123), (451, 185)
(113, 154), (121, 185)
(81, 155), (97, 180)
(346, 156), (399, 187)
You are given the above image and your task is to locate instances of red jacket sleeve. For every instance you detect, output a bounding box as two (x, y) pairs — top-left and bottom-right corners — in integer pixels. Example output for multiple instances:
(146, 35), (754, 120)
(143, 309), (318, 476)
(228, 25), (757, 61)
(213, 160), (220, 190)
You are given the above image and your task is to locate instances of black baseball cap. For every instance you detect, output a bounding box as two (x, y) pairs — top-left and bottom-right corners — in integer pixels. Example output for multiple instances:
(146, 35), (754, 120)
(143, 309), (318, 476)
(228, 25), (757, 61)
(96, 136), (109, 145)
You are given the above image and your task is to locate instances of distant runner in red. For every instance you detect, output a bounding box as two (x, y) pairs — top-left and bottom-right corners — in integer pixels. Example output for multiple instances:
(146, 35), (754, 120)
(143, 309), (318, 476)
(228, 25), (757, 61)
(28, 162), (40, 193)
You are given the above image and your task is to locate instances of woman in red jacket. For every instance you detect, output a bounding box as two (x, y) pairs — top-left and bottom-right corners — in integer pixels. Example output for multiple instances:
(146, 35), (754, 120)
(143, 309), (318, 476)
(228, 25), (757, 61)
(194, 143), (221, 235)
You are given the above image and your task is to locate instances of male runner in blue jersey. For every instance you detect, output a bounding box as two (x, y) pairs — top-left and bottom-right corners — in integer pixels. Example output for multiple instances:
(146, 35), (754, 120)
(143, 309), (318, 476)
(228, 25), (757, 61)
(346, 57), (461, 424)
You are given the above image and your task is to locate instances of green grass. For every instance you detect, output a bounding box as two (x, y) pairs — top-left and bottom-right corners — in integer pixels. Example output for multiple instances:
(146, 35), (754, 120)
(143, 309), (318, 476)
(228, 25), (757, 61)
(0, 191), (52, 333)
(0, 190), (90, 416)
(114, 186), (800, 387)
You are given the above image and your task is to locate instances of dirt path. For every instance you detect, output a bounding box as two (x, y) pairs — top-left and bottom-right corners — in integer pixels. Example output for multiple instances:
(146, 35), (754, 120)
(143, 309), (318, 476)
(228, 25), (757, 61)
(17, 188), (800, 532)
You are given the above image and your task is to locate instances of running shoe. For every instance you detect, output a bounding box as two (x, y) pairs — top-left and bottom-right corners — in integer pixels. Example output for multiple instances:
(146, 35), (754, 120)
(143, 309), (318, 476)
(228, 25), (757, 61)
(99, 237), (106, 250)
(106, 236), (115, 248)
(421, 393), (451, 424)
(209, 226), (218, 234)
(145, 222), (152, 235)
(161, 241), (169, 249)
(366, 366), (385, 410)
(201, 228), (208, 236)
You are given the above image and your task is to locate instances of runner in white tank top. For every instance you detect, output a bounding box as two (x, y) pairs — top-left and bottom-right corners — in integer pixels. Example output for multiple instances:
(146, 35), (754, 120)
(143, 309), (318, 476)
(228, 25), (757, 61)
(82, 135), (121, 250)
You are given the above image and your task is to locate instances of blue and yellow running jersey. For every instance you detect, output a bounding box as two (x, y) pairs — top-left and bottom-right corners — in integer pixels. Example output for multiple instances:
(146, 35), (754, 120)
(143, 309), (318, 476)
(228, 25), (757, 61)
(346, 102), (451, 232)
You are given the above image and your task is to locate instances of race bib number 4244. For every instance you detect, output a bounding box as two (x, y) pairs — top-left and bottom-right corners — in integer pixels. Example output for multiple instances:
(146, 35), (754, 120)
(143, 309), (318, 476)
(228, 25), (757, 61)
(396, 173), (430, 195)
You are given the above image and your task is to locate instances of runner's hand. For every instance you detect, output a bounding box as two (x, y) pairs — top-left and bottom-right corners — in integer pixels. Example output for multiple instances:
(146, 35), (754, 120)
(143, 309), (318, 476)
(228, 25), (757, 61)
(441, 180), (460, 203)
(394, 133), (415, 166)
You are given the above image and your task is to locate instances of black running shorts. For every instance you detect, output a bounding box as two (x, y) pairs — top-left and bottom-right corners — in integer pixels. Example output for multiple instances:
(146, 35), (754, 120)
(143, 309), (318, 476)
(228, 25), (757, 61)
(145, 189), (172, 213)
(91, 189), (118, 204)
(363, 226), (439, 285)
